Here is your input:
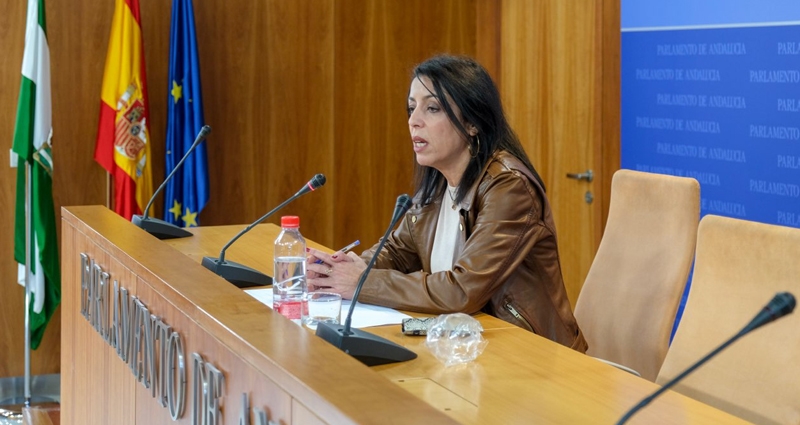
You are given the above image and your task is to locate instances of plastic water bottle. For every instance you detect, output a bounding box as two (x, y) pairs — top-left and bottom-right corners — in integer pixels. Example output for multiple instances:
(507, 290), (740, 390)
(273, 216), (307, 324)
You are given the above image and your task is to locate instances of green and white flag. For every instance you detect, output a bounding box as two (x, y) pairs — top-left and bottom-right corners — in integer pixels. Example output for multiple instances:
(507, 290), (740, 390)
(13, 0), (60, 350)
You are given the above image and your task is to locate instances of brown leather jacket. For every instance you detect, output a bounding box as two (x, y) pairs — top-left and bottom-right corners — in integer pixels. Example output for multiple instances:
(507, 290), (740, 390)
(359, 151), (588, 352)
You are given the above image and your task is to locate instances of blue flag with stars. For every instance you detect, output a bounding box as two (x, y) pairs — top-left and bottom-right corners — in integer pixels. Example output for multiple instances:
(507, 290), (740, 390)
(164, 0), (208, 227)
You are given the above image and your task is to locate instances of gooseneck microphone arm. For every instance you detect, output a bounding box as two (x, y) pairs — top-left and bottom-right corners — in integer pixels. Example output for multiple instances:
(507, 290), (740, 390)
(133, 125), (211, 239)
(219, 175), (324, 264)
(618, 331), (745, 424)
(342, 194), (413, 334)
(616, 292), (796, 425)
(201, 174), (326, 288)
(315, 194), (418, 366)
(143, 125), (211, 220)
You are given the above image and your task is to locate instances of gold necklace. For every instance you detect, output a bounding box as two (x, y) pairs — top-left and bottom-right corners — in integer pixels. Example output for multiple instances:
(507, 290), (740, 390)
(447, 187), (457, 209)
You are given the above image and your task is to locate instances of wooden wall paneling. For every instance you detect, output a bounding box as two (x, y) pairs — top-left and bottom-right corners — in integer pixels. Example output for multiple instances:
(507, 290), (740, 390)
(48, 0), (117, 218)
(475, 0), (502, 82)
(0, 0), (30, 380)
(139, 0), (171, 219)
(191, 1), (264, 225)
(499, 0), (603, 306)
(264, 0), (335, 246)
(600, 0), (621, 230)
(197, 0), (335, 248)
(332, 0), (479, 251)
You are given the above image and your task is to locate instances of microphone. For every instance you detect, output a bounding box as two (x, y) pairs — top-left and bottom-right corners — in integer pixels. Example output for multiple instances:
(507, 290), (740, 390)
(315, 194), (418, 366)
(616, 292), (796, 425)
(132, 125), (211, 239)
(740, 291), (795, 333)
(201, 174), (326, 288)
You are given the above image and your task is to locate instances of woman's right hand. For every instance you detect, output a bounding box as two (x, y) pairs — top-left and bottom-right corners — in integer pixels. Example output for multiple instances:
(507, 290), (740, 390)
(306, 247), (366, 299)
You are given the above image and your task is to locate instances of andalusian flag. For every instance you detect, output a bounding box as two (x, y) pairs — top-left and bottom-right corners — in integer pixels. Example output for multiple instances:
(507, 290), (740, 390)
(94, 0), (153, 220)
(164, 0), (209, 227)
(13, 0), (61, 350)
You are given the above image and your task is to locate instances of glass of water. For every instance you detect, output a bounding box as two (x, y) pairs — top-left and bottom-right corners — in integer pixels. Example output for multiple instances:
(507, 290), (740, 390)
(303, 292), (342, 330)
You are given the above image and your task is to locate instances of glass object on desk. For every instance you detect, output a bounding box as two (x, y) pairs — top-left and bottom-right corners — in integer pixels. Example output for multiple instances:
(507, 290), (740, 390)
(273, 216), (307, 324)
(425, 313), (488, 367)
(304, 292), (342, 330)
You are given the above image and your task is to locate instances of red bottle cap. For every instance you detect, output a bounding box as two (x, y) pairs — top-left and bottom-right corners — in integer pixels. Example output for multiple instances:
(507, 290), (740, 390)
(281, 216), (300, 228)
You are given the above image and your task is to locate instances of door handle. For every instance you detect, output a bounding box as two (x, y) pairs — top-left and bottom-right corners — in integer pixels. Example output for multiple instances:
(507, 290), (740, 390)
(566, 169), (593, 182)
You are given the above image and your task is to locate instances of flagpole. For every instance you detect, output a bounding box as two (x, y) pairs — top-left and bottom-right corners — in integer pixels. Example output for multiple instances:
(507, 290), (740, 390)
(24, 162), (32, 407)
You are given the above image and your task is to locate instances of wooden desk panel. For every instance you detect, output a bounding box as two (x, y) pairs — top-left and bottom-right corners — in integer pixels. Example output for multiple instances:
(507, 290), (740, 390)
(167, 221), (753, 424)
(61, 224), (137, 425)
(61, 206), (456, 425)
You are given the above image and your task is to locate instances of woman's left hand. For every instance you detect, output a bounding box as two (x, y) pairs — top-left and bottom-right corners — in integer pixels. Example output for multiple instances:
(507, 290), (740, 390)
(306, 247), (367, 299)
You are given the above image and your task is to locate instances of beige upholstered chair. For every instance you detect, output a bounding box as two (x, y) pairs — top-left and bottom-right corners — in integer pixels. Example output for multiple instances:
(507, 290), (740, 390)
(574, 169), (700, 382)
(657, 215), (800, 424)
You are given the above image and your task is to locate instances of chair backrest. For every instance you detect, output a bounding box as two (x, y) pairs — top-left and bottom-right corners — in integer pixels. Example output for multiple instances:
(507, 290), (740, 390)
(574, 169), (700, 381)
(657, 215), (800, 424)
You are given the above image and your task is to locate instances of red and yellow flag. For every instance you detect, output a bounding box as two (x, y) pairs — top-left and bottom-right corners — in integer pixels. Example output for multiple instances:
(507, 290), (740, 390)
(94, 0), (152, 220)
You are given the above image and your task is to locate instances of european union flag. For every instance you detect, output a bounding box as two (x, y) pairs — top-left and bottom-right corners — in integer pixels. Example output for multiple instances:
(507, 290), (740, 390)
(164, 0), (208, 227)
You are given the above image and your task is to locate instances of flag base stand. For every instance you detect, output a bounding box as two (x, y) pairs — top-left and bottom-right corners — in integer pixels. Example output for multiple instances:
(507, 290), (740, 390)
(0, 374), (61, 423)
(0, 374), (60, 407)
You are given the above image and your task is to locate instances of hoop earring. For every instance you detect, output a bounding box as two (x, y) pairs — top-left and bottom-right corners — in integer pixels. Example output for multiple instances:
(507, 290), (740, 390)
(470, 135), (480, 158)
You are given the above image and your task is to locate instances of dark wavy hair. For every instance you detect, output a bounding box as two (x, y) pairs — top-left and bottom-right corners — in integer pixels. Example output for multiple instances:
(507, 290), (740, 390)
(410, 55), (544, 206)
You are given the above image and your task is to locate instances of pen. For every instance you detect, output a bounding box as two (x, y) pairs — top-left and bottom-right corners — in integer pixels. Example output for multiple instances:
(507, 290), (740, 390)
(313, 240), (360, 264)
(338, 239), (361, 254)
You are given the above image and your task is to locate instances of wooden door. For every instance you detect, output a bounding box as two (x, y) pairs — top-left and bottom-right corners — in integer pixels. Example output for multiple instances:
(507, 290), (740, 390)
(497, 0), (620, 307)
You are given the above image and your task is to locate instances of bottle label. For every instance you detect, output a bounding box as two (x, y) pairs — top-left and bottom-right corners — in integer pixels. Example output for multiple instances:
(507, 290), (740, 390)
(274, 299), (305, 321)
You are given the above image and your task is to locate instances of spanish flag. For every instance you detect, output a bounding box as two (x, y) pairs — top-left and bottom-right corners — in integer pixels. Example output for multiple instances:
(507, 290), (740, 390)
(94, 0), (153, 220)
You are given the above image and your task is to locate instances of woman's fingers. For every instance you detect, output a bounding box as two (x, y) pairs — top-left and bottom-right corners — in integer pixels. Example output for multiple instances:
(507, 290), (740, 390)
(308, 247), (336, 264)
(307, 261), (331, 277)
(305, 247), (366, 299)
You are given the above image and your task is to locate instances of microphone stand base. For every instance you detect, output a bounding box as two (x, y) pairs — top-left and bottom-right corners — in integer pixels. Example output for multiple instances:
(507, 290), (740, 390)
(315, 322), (418, 366)
(132, 215), (193, 240)
(201, 256), (272, 288)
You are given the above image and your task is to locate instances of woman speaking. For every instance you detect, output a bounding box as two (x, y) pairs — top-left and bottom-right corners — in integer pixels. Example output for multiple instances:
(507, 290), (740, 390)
(308, 55), (586, 352)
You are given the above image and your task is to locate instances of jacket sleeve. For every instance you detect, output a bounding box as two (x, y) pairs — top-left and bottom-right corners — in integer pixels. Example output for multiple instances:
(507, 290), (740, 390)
(358, 170), (549, 314)
(359, 213), (423, 274)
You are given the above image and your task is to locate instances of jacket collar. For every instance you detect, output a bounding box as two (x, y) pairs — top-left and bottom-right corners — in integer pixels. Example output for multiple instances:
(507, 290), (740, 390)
(456, 152), (499, 212)
(411, 151), (503, 212)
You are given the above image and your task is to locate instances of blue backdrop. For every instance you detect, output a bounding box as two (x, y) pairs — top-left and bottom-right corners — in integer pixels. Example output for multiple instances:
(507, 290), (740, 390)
(621, 1), (800, 335)
(623, 2), (800, 229)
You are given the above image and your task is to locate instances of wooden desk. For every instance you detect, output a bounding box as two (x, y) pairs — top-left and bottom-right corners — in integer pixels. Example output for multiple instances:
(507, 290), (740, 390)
(61, 206), (456, 425)
(167, 217), (752, 425)
(61, 206), (750, 424)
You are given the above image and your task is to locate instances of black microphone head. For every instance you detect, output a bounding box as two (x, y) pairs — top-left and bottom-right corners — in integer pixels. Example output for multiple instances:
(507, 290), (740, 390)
(199, 125), (211, 138)
(311, 173), (327, 190)
(391, 194), (412, 223)
(396, 194), (412, 212)
(743, 291), (796, 334)
(293, 174), (327, 198)
(771, 292), (796, 316)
